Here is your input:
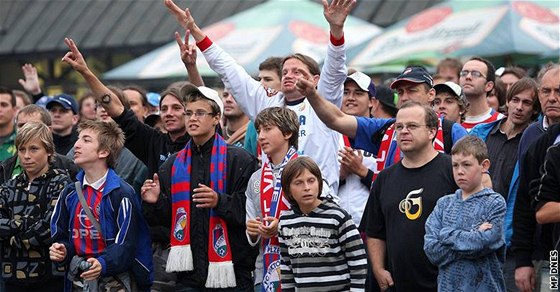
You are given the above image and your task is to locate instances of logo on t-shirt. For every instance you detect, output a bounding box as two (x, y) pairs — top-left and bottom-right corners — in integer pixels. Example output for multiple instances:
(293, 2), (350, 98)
(399, 188), (424, 220)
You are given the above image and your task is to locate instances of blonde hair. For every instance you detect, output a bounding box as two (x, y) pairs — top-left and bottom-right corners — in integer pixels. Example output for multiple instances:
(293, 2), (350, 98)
(15, 122), (55, 163)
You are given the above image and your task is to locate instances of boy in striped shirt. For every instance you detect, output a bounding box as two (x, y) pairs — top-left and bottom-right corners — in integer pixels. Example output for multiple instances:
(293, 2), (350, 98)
(50, 120), (153, 291)
(278, 157), (367, 291)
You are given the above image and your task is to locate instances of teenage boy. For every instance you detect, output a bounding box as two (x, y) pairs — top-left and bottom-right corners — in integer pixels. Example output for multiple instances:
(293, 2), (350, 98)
(424, 136), (506, 291)
(245, 107), (300, 290)
(50, 120), (153, 291)
(141, 85), (258, 290)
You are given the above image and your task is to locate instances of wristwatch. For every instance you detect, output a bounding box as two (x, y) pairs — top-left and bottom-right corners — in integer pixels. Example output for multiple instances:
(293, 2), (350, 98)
(101, 93), (111, 104)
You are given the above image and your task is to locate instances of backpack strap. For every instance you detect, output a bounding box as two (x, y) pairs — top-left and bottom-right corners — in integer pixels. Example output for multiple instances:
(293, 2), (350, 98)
(75, 181), (103, 235)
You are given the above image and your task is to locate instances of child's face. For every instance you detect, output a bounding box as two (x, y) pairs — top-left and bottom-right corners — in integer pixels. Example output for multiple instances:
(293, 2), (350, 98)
(18, 137), (50, 179)
(74, 129), (108, 167)
(452, 153), (489, 195)
(289, 169), (321, 212)
(257, 124), (291, 156)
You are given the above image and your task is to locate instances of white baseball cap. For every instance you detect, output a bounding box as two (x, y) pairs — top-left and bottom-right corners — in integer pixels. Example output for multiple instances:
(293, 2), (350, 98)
(181, 84), (224, 117)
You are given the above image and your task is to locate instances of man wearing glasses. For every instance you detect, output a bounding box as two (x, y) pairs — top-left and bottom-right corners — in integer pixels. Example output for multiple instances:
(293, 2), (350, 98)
(459, 57), (505, 132)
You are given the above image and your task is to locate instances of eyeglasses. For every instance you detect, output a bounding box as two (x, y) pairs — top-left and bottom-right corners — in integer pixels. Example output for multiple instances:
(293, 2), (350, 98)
(394, 123), (427, 132)
(460, 70), (487, 79)
(185, 111), (215, 118)
(539, 87), (560, 98)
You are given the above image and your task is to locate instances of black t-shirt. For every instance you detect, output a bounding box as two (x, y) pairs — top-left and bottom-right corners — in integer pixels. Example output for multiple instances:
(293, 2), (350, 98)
(365, 153), (457, 292)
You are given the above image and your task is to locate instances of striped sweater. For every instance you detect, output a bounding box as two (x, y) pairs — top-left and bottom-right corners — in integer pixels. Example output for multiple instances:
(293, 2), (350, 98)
(278, 199), (367, 291)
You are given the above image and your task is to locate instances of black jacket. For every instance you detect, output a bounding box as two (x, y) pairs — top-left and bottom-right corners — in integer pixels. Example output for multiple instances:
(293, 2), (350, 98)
(512, 123), (560, 267)
(0, 154), (79, 185)
(113, 109), (190, 176)
(144, 136), (258, 289)
(53, 127), (78, 155)
(0, 168), (72, 287)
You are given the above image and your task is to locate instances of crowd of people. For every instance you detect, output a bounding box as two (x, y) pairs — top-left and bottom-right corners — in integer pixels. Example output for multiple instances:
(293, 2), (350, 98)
(0, 0), (558, 291)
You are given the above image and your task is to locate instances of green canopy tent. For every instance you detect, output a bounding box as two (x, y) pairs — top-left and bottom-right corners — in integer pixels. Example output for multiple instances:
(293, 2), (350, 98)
(104, 0), (381, 80)
(348, 0), (559, 73)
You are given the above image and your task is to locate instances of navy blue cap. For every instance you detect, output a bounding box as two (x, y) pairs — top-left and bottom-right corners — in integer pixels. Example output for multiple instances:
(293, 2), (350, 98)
(46, 94), (79, 114)
(390, 66), (434, 89)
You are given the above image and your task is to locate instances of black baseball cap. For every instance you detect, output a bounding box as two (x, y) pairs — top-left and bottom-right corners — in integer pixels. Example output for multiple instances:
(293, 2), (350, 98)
(390, 66), (434, 89)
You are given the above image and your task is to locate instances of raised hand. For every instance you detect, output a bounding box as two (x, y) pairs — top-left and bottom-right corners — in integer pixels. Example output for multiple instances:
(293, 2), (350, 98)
(18, 64), (42, 95)
(141, 173), (161, 203)
(165, 0), (189, 30)
(61, 38), (89, 74)
(165, 0), (205, 42)
(175, 29), (197, 66)
(322, 0), (356, 39)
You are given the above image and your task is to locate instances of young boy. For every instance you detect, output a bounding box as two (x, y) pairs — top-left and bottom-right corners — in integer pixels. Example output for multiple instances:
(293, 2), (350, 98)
(50, 120), (153, 291)
(141, 84), (258, 290)
(277, 157), (367, 291)
(424, 135), (506, 291)
(245, 107), (300, 290)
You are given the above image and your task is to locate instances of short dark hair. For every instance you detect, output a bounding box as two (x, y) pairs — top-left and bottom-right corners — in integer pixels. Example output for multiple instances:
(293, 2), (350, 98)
(255, 107), (299, 149)
(399, 101), (439, 131)
(123, 85), (149, 107)
(259, 57), (283, 80)
(282, 54), (320, 77)
(468, 56), (496, 83)
(159, 86), (185, 109)
(451, 135), (488, 163)
(280, 157), (323, 206)
(0, 86), (16, 107)
(492, 77), (507, 107)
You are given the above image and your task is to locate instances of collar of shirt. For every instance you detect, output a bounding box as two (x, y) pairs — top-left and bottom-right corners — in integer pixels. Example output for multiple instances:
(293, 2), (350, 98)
(83, 170), (109, 191)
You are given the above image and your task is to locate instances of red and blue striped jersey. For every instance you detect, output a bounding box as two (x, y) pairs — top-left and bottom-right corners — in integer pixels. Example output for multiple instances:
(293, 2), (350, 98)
(72, 185), (106, 257)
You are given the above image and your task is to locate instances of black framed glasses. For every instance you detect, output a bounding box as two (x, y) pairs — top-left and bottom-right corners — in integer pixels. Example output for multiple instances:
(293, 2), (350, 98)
(460, 70), (487, 79)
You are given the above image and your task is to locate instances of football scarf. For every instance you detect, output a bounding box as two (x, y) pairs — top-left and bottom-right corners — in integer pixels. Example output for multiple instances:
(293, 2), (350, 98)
(259, 146), (297, 292)
(167, 134), (236, 288)
(374, 119), (445, 181)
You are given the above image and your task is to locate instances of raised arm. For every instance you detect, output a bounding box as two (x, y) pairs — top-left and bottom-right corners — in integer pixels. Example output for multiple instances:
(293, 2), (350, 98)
(175, 29), (204, 87)
(165, 0), (281, 119)
(61, 38), (125, 118)
(318, 0), (356, 106)
(296, 77), (358, 138)
(18, 64), (44, 101)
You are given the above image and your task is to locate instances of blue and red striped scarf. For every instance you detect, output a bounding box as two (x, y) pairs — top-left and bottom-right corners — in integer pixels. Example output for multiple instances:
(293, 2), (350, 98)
(259, 146), (297, 291)
(72, 183), (106, 257)
(167, 134), (236, 288)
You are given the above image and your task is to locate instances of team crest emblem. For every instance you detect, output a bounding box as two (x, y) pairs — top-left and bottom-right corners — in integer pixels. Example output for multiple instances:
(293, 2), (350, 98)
(263, 260), (281, 291)
(173, 207), (187, 241)
(212, 224), (228, 257)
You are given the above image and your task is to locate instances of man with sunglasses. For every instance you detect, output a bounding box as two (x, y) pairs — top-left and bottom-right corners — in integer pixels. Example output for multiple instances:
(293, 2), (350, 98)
(459, 57), (505, 132)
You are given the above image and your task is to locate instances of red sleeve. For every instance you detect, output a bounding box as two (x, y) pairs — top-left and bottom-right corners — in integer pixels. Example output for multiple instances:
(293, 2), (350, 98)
(330, 32), (345, 46)
(196, 36), (213, 51)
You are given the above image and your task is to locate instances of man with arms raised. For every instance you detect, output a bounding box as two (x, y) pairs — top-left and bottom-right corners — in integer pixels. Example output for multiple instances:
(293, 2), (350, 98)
(165, 0), (355, 195)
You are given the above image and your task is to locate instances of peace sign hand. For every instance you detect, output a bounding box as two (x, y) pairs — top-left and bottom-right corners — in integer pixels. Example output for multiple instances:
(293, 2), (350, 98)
(61, 38), (89, 75)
